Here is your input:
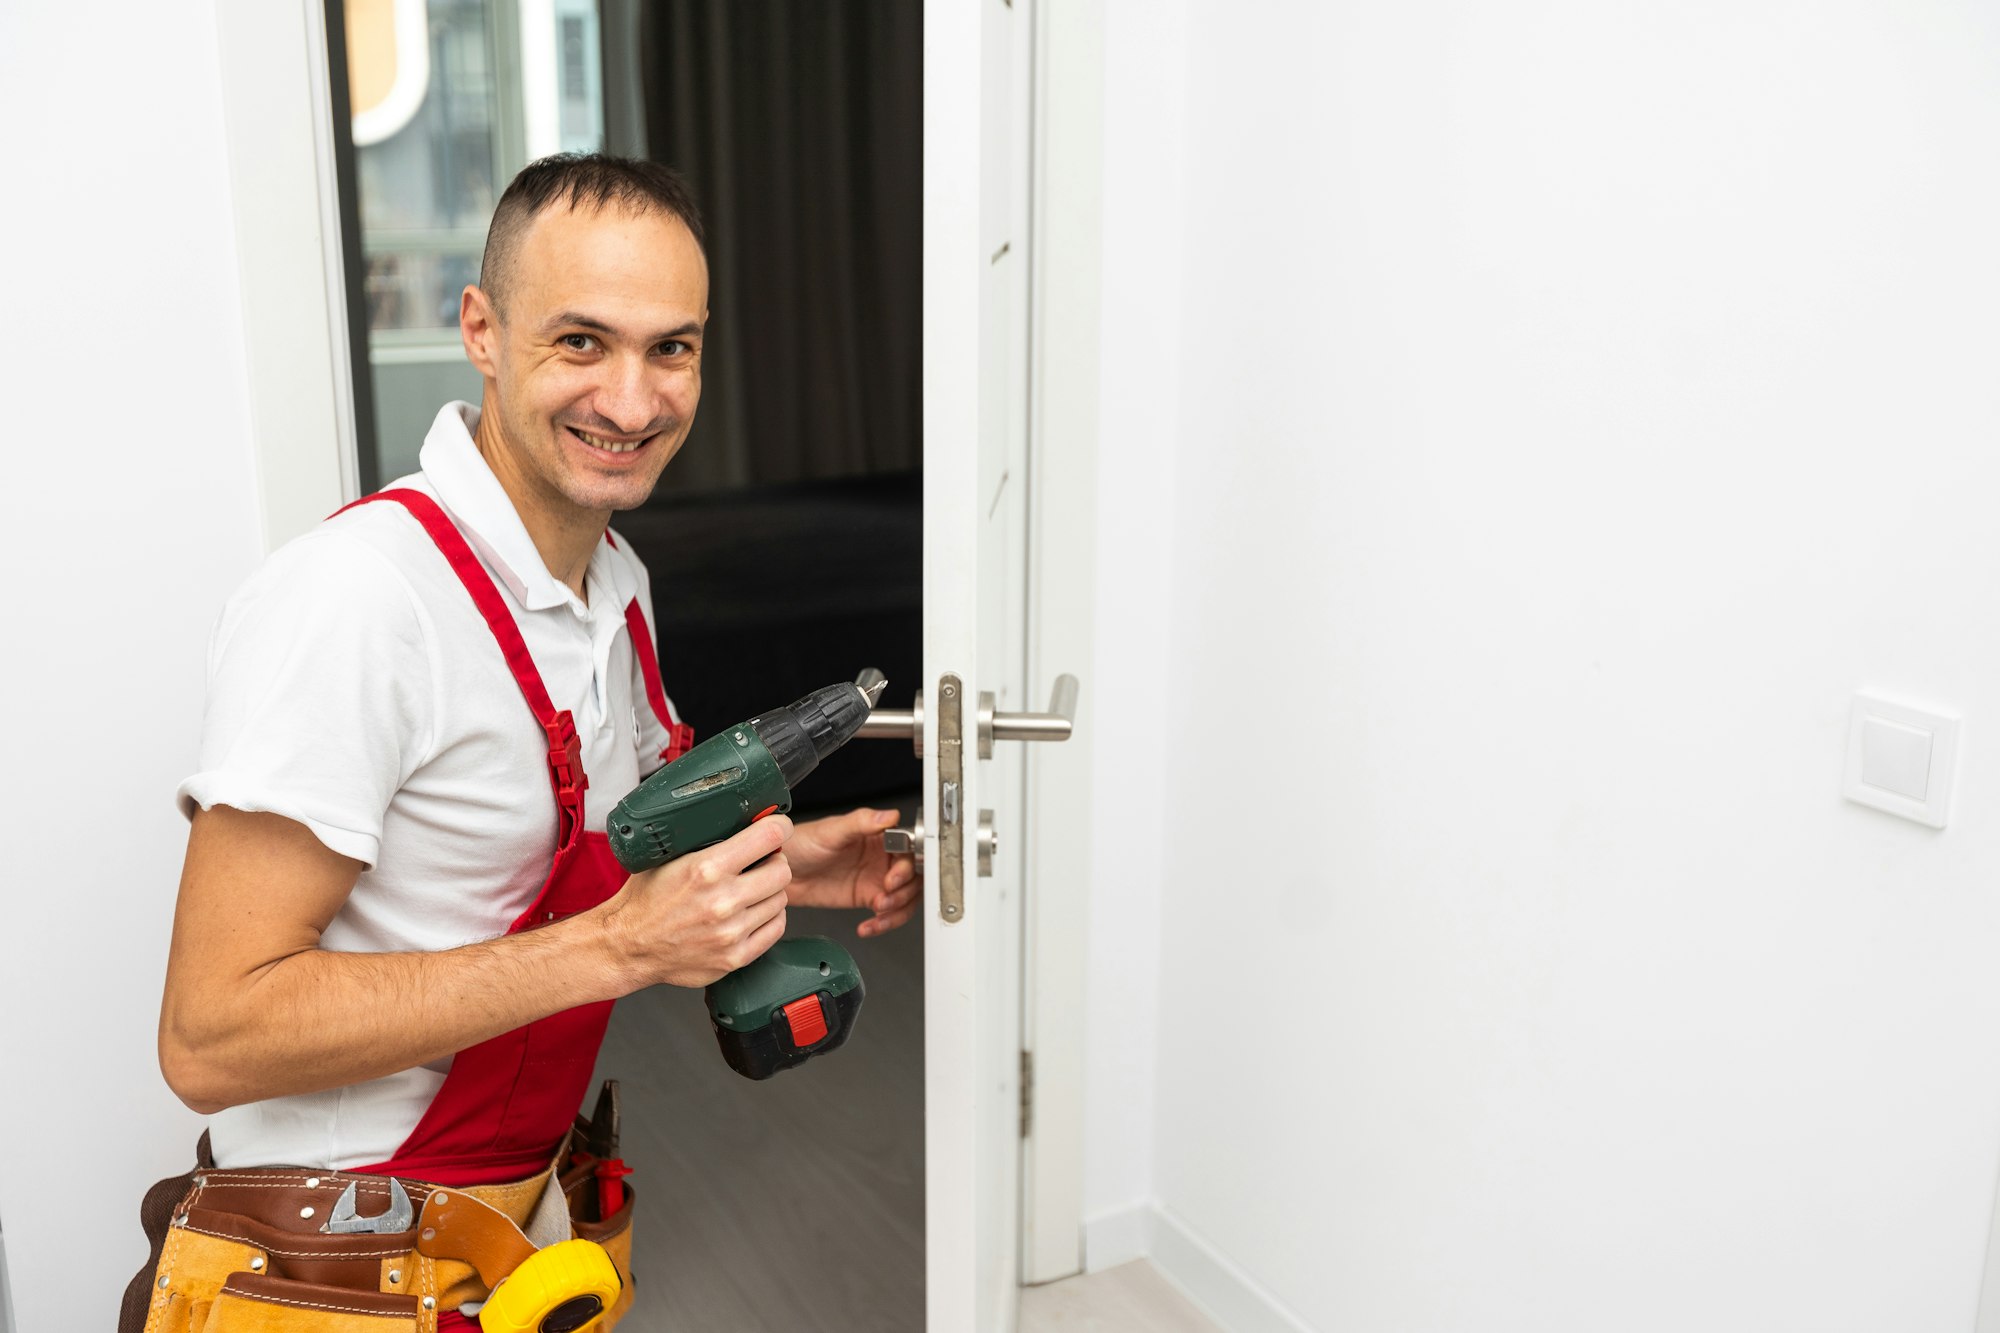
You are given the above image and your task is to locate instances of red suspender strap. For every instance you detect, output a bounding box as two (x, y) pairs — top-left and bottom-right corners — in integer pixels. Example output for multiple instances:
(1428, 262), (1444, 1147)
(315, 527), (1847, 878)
(337, 490), (588, 846)
(607, 528), (693, 763)
(621, 599), (695, 763)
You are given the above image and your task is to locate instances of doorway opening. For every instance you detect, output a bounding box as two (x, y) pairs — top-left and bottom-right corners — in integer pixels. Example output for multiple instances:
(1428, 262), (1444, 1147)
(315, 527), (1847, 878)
(327, 1), (926, 1326)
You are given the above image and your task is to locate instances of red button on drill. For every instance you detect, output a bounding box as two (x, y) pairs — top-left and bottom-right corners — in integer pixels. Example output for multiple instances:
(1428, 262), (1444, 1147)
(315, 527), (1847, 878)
(783, 994), (829, 1047)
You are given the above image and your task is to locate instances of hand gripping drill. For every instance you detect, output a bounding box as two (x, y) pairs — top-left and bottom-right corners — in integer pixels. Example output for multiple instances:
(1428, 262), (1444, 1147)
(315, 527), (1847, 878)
(605, 676), (886, 1079)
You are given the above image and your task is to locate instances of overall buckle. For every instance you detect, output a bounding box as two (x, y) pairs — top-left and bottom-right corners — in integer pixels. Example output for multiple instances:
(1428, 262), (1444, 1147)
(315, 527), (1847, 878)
(545, 710), (589, 817)
(661, 722), (696, 764)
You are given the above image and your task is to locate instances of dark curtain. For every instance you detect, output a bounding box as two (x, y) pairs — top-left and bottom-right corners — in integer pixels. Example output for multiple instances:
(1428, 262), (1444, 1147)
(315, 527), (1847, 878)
(636, 0), (922, 496)
(608, 1), (924, 802)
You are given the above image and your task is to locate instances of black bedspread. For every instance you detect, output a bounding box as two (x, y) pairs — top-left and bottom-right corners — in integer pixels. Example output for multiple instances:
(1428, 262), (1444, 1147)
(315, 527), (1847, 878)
(614, 471), (923, 811)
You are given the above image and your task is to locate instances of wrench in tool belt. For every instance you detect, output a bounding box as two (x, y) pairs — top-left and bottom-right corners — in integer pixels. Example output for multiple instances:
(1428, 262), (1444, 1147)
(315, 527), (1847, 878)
(322, 1178), (415, 1234)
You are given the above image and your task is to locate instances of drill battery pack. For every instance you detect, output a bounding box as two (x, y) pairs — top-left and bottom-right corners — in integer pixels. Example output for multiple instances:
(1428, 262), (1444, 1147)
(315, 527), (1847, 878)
(705, 937), (866, 1080)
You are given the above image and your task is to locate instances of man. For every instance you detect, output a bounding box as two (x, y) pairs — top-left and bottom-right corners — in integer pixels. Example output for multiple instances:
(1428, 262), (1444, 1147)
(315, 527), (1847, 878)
(129, 155), (916, 1330)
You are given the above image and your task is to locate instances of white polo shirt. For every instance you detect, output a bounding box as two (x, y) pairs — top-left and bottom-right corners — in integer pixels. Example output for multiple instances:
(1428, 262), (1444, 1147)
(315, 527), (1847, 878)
(179, 402), (680, 1170)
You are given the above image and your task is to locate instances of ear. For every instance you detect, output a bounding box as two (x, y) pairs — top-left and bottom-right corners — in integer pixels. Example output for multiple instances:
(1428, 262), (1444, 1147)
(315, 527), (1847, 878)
(460, 285), (501, 378)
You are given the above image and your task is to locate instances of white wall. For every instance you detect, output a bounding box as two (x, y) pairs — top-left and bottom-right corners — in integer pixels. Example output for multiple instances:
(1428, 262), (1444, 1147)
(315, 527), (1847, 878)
(1089, 1), (2000, 1329)
(1079, 0), (1191, 1247)
(0, 3), (262, 1327)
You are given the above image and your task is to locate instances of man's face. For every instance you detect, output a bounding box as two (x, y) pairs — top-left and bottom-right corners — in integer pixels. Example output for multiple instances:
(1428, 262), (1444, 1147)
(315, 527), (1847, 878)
(462, 203), (708, 518)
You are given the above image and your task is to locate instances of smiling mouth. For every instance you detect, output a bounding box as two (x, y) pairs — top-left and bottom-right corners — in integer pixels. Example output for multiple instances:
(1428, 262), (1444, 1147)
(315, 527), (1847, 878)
(568, 426), (653, 455)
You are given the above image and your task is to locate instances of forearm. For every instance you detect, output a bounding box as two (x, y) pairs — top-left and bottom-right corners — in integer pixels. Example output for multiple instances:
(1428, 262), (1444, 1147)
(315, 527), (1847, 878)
(160, 908), (640, 1114)
(162, 804), (792, 1115)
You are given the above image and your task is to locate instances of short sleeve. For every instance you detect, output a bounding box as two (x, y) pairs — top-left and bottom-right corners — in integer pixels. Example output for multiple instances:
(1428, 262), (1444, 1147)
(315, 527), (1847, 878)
(176, 529), (438, 868)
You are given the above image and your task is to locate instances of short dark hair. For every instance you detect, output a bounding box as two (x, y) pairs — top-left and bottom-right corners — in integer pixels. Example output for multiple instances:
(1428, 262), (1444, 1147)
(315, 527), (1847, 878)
(479, 153), (705, 316)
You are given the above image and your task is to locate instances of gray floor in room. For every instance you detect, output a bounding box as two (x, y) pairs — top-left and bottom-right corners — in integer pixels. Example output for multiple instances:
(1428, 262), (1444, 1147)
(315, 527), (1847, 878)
(593, 836), (925, 1332)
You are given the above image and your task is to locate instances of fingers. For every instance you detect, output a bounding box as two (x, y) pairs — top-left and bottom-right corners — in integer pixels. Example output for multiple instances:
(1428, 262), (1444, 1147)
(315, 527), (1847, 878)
(873, 865), (918, 909)
(618, 819), (800, 989)
(701, 815), (793, 878)
(859, 869), (920, 937)
(736, 883), (787, 941)
(736, 902), (788, 965)
(860, 895), (917, 937)
(852, 822), (919, 936)
(869, 854), (917, 905)
(698, 870), (789, 980)
(659, 839), (789, 943)
(801, 807), (901, 855)
(820, 807), (905, 846)
(744, 847), (793, 895)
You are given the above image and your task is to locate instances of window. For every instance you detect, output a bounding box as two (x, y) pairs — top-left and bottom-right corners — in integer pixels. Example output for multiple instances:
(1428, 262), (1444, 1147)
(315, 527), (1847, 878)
(336, 0), (603, 486)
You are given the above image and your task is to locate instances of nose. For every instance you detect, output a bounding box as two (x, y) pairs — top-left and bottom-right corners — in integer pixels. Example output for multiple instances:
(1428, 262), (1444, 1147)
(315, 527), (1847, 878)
(595, 352), (658, 437)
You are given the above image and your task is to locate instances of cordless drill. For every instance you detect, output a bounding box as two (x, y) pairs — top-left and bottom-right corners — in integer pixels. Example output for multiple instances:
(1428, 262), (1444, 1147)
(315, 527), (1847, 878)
(605, 679), (882, 1079)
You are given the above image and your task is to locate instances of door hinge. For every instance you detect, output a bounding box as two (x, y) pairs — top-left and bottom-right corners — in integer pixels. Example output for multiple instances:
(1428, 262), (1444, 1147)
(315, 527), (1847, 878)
(1020, 1049), (1033, 1139)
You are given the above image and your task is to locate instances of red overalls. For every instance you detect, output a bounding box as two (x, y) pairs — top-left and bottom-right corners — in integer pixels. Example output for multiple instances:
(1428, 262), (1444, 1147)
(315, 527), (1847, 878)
(349, 490), (690, 1321)
(122, 490), (692, 1333)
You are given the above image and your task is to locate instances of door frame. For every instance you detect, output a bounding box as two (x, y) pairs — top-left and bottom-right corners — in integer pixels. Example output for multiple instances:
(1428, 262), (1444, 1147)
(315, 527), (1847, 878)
(215, 0), (1106, 1301)
(1019, 0), (1103, 1291)
(214, 0), (362, 549)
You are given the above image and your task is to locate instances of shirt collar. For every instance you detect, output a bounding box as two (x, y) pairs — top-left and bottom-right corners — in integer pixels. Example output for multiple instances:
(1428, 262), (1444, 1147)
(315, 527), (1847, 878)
(418, 402), (586, 614)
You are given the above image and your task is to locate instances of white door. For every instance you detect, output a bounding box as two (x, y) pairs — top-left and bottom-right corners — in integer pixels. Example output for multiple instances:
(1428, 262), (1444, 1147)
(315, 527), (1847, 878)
(923, 0), (1041, 1328)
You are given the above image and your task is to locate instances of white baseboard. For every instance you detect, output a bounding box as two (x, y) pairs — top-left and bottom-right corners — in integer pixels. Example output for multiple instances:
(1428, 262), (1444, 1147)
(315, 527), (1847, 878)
(1977, 1147), (2000, 1333)
(1150, 1204), (1315, 1333)
(1083, 1202), (1154, 1273)
(0, 1222), (13, 1333)
(1082, 1201), (1316, 1332)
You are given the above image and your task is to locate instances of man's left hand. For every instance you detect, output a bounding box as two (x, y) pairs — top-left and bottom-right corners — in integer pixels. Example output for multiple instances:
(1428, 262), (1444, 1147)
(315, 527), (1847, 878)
(783, 808), (920, 936)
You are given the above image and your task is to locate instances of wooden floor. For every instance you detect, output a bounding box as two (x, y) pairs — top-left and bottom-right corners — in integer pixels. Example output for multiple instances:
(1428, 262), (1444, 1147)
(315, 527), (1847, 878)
(593, 894), (926, 1332)
(1020, 1261), (1225, 1333)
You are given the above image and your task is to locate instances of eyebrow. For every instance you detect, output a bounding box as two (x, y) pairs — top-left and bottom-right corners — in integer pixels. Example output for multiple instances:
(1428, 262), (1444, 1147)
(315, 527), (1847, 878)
(541, 311), (702, 342)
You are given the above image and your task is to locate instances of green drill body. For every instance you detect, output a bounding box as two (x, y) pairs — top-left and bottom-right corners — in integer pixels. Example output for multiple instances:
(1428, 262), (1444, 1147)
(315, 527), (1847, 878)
(604, 682), (875, 1079)
(606, 727), (792, 871)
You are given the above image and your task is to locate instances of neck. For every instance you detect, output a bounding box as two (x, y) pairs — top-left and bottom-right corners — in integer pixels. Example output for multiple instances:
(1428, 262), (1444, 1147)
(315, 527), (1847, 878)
(472, 396), (605, 600)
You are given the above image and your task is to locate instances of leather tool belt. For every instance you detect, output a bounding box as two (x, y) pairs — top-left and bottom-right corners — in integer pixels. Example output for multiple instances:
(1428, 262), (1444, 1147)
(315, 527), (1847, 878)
(119, 1130), (635, 1333)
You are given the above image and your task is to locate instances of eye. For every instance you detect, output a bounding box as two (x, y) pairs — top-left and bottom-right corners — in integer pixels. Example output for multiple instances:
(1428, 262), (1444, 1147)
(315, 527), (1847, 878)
(656, 339), (692, 358)
(560, 333), (597, 353)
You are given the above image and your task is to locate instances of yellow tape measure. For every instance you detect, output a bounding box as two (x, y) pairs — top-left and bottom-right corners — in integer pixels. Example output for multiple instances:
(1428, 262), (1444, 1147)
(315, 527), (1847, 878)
(477, 1239), (623, 1333)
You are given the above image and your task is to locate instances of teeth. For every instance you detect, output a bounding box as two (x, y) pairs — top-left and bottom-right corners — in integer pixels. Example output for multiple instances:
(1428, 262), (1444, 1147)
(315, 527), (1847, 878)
(575, 429), (644, 454)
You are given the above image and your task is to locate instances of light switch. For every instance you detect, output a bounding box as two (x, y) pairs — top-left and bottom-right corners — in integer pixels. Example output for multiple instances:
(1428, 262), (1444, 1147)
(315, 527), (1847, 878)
(1843, 694), (1959, 829)
(1860, 718), (1931, 801)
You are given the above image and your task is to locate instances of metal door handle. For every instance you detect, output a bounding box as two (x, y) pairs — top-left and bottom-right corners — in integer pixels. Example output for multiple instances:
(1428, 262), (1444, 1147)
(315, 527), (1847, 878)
(850, 671), (1080, 760)
(978, 674), (1079, 759)
(882, 812), (997, 878)
(883, 816), (926, 873)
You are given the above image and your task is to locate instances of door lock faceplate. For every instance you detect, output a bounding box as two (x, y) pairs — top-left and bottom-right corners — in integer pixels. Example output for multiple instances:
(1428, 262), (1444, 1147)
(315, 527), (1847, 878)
(937, 674), (965, 922)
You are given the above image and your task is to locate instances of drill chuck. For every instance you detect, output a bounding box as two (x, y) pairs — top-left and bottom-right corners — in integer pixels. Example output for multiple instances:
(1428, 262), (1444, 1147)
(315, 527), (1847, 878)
(747, 682), (877, 789)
